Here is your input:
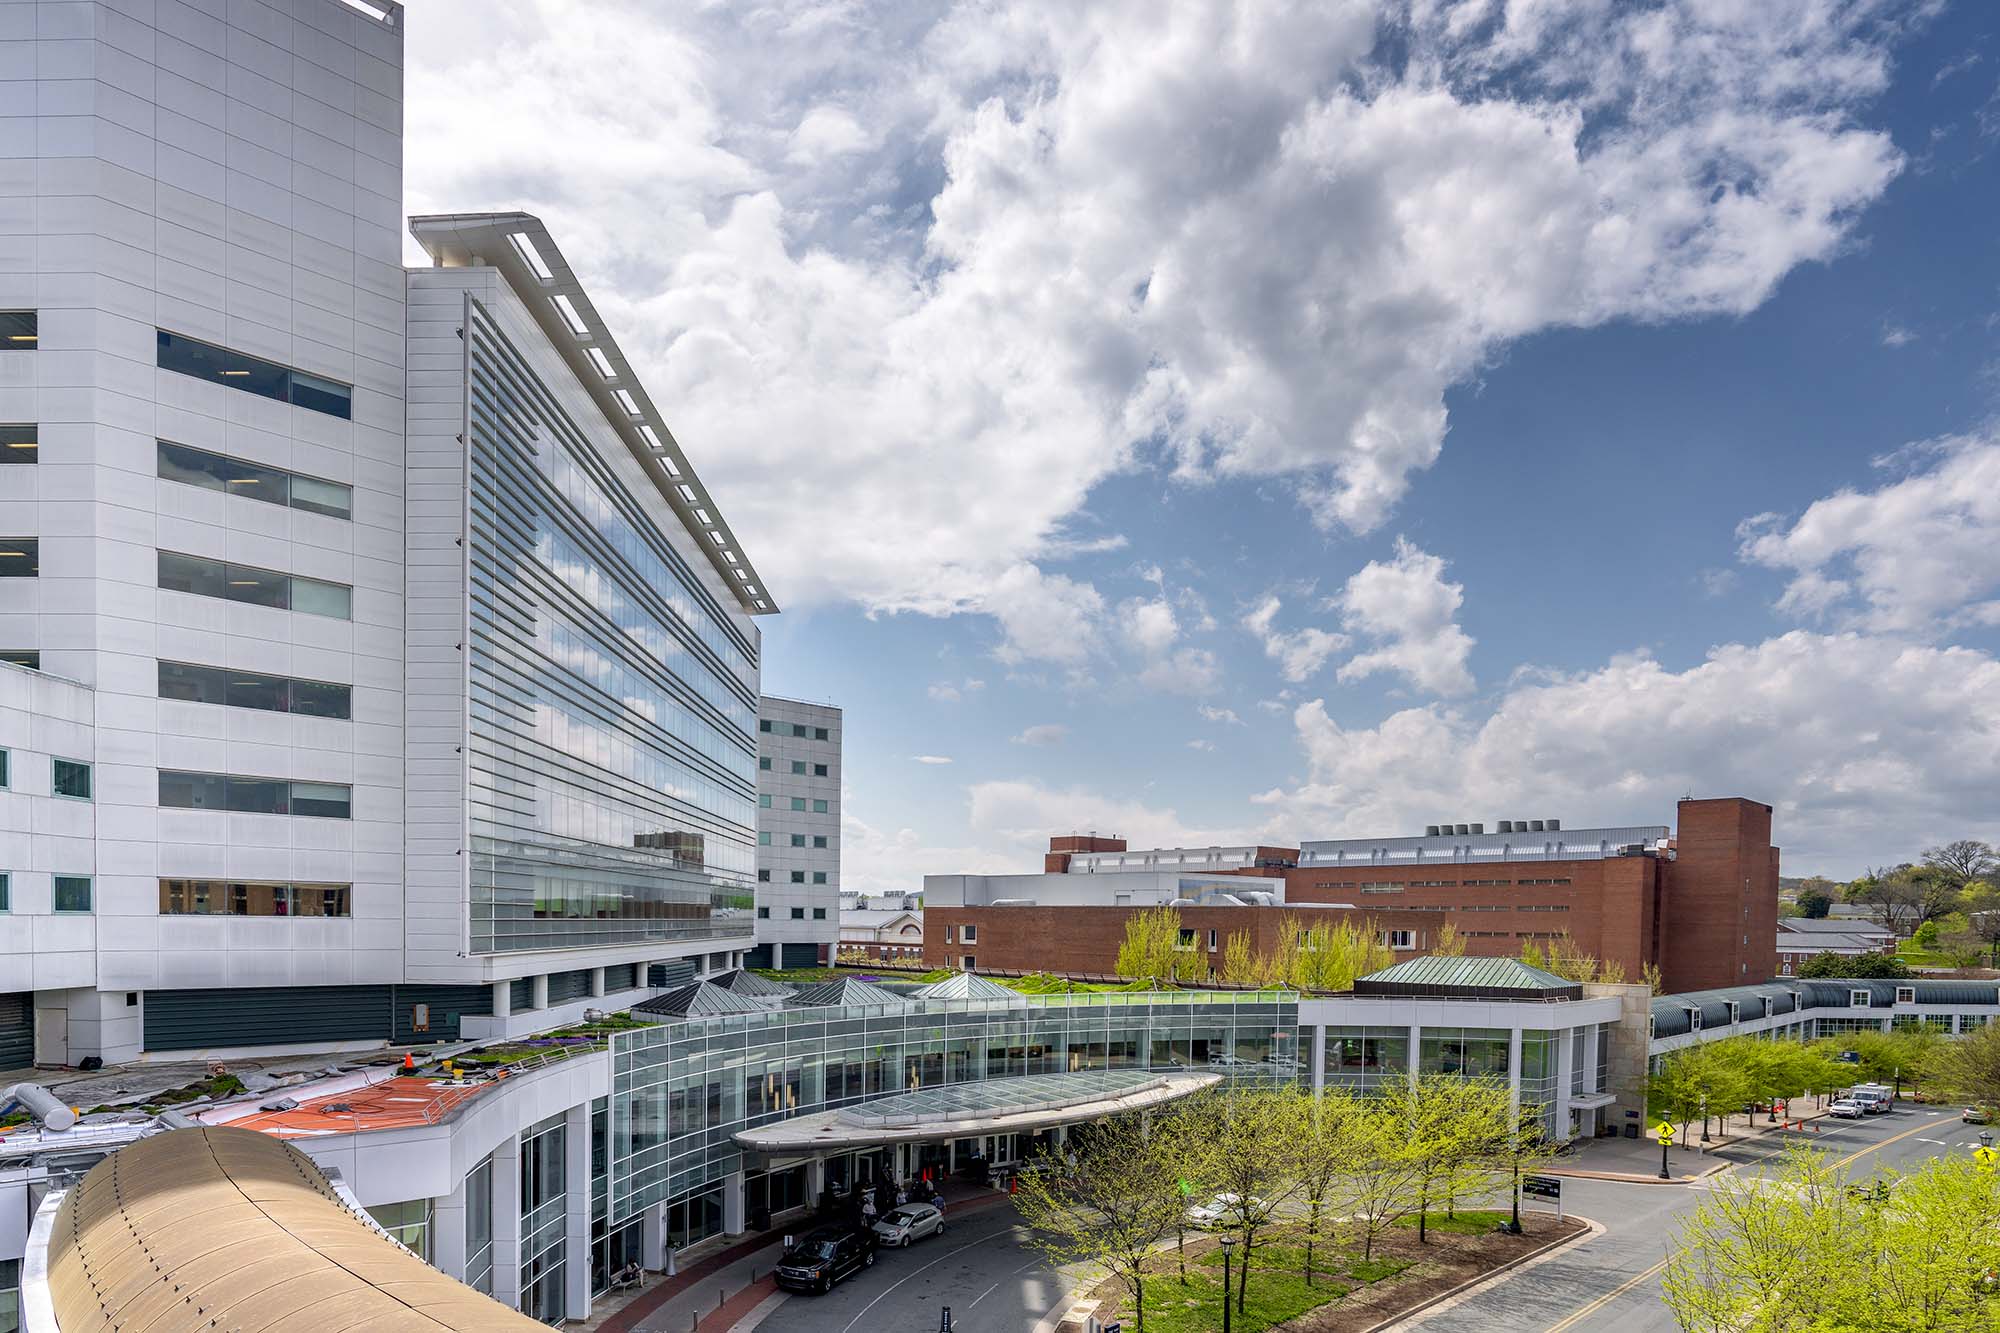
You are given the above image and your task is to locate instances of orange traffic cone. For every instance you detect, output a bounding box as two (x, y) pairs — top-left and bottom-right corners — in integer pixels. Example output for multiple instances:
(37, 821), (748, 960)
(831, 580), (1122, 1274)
(402, 1052), (414, 1072)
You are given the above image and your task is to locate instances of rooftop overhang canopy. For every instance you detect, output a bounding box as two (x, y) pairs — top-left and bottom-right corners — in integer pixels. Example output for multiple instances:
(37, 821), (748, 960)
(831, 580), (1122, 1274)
(408, 211), (776, 616)
(1567, 1091), (1618, 1111)
(733, 1070), (1222, 1153)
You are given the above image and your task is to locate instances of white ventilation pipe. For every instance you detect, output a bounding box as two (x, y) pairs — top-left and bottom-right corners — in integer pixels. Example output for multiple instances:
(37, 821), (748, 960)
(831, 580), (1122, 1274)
(3, 1084), (76, 1132)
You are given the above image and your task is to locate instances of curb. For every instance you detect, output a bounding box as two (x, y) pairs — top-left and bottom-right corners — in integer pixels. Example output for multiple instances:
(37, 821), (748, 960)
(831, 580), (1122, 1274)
(1543, 1162), (1728, 1185)
(697, 1276), (778, 1331)
(1360, 1214), (1602, 1333)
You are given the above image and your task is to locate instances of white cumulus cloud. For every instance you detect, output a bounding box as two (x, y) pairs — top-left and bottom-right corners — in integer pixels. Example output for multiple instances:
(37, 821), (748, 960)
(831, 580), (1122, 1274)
(1335, 538), (1476, 696)
(1012, 723), (1069, 746)
(912, 754), (955, 765)
(1737, 437), (2000, 633)
(1244, 595), (1348, 683)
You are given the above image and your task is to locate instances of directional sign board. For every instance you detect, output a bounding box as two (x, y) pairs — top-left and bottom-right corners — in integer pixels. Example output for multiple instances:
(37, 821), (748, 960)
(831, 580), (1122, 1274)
(1522, 1174), (1562, 1200)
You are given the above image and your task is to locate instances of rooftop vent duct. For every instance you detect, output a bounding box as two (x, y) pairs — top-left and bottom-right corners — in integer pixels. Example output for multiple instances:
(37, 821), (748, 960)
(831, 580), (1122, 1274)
(1425, 825), (1440, 837)
(1547, 819), (1560, 831)
(1454, 823), (1470, 836)
(1470, 823), (1484, 835)
(3, 1083), (76, 1132)
(1529, 820), (1545, 832)
(1497, 820), (1512, 833)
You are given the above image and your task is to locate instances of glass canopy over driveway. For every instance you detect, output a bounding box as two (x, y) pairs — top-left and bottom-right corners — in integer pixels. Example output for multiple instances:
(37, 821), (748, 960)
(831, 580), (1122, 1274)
(732, 1069), (1221, 1152)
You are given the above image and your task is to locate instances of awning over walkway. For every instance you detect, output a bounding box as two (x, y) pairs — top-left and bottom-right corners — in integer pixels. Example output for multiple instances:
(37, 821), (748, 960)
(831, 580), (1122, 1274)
(733, 1070), (1222, 1153)
(1567, 1091), (1618, 1111)
(33, 1125), (542, 1332)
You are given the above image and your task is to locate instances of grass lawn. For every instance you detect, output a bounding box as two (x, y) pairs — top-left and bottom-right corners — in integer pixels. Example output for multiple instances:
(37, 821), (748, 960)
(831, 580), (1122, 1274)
(1137, 1266), (1349, 1333)
(1394, 1209), (1511, 1236)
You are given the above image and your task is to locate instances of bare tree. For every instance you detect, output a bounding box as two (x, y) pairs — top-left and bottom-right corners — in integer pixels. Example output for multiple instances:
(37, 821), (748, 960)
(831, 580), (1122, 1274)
(1924, 840), (1998, 889)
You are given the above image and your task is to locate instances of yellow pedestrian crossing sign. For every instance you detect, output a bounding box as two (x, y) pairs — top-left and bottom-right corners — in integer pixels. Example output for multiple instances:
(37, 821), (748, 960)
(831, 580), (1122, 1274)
(1656, 1122), (1675, 1143)
(1975, 1146), (1997, 1169)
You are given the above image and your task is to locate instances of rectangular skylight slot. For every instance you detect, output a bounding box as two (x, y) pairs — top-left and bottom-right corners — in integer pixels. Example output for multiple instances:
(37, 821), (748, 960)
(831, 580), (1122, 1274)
(755, 599), (769, 610)
(614, 389), (640, 415)
(338, 0), (395, 22)
(508, 232), (555, 282)
(585, 347), (615, 379)
(637, 425), (663, 449)
(676, 485), (697, 503)
(659, 457), (681, 477)
(735, 569), (752, 581)
(723, 549), (739, 564)
(551, 294), (589, 335)
(693, 508), (712, 524)
(708, 531), (726, 546)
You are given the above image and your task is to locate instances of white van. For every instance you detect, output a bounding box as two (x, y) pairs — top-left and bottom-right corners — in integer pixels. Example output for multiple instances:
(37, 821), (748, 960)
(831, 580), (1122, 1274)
(1849, 1085), (1893, 1114)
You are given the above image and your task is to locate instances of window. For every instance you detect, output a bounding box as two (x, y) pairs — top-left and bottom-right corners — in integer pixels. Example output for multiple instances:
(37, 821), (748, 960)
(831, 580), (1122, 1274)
(758, 794), (772, 808)
(0, 873), (7, 911)
(814, 727), (828, 740)
(156, 551), (352, 619)
(813, 835), (828, 849)
(813, 763), (828, 777)
(758, 757), (772, 770)
(961, 955), (976, 970)
(945, 925), (956, 944)
(812, 799), (829, 813)
(961, 924), (977, 943)
(0, 538), (37, 577)
(1, 311), (36, 344)
(53, 876), (91, 912)
(791, 724), (807, 737)
(52, 758), (91, 800)
(790, 797), (806, 811)
(156, 330), (352, 419)
(158, 771), (352, 819)
(1, 652), (39, 670)
(756, 870), (770, 882)
(812, 907), (826, 920)
(789, 834), (805, 847)
(156, 440), (353, 519)
(757, 832), (771, 846)
(759, 720), (773, 733)
(1851, 989), (1872, 1008)
(791, 760), (806, 775)
(157, 880), (351, 916)
(158, 661), (352, 719)
(757, 906), (769, 918)
(1176, 928), (1197, 951)
(0, 749), (7, 786)
(790, 907), (805, 919)
(0, 424), (34, 463)
(1895, 986), (1916, 1004)
(812, 872), (827, 885)
(1384, 929), (1415, 950)
(1207, 929), (1218, 950)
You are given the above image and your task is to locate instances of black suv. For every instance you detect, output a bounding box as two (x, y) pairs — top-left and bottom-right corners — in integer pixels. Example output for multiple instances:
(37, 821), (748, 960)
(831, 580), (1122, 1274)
(774, 1224), (878, 1294)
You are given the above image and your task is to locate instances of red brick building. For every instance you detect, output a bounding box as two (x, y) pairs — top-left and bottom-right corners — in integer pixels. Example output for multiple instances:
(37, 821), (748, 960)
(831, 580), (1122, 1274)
(924, 798), (1779, 994)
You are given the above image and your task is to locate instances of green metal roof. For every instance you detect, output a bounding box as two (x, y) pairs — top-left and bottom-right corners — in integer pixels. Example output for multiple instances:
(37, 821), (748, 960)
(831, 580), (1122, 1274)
(1357, 956), (1580, 995)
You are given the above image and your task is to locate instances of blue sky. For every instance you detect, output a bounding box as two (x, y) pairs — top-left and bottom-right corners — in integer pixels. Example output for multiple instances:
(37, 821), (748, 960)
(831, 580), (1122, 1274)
(406, 1), (2000, 888)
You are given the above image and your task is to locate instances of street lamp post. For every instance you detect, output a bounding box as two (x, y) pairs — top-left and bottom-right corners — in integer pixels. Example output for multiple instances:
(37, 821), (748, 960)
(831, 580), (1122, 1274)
(1701, 1095), (1710, 1143)
(1220, 1237), (1236, 1333)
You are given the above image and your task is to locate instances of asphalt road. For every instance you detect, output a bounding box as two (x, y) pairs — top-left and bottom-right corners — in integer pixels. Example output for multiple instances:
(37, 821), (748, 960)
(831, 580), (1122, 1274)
(754, 1201), (1057, 1333)
(1412, 1102), (1989, 1333)
(749, 1104), (1985, 1333)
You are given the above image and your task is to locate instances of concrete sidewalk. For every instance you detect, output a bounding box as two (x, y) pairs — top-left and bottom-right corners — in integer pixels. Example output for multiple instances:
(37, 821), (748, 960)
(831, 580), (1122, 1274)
(1547, 1107), (1836, 1184)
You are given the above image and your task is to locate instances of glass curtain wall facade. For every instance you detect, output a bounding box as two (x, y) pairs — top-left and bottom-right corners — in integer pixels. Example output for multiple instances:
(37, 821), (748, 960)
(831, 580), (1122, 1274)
(463, 302), (759, 954)
(465, 1155), (495, 1296)
(519, 1114), (568, 1323)
(608, 993), (1297, 1220)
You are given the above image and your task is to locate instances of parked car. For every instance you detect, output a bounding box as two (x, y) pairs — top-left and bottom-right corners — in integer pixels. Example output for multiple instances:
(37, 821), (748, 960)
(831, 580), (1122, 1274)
(1964, 1106), (1992, 1125)
(1829, 1099), (1867, 1119)
(1186, 1192), (1266, 1228)
(773, 1224), (878, 1294)
(872, 1202), (944, 1248)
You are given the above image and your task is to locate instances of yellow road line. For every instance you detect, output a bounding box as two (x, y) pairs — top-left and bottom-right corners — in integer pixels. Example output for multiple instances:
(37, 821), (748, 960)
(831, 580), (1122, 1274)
(1544, 1255), (1672, 1333)
(1544, 1118), (1945, 1331)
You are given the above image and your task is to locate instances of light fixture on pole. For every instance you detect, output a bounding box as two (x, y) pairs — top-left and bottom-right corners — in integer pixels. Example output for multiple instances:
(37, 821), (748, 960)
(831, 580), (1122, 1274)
(1220, 1236), (1236, 1333)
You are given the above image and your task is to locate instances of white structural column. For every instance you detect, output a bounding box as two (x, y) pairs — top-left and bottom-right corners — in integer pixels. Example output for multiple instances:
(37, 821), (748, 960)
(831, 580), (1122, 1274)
(1506, 1028), (1524, 1122)
(1554, 1027), (1577, 1139)
(492, 981), (512, 1020)
(722, 1169), (746, 1237)
(490, 1133), (523, 1309)
(1309, 1025), (1326, 1093)
(1407, 1022), (1423, 1089)
(564, 1102), (593, 1320)
(432, 1174), (469, 1282)
(641, 1201), (667, 1272)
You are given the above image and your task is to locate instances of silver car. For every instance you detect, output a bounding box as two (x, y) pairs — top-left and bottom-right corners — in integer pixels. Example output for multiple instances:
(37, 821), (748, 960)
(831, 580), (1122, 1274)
(872, 1202), (945, 1247)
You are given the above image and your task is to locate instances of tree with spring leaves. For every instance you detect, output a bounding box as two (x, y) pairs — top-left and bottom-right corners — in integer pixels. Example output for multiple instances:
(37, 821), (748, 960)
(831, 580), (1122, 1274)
(1113, 906), (1193, 983)
(1186, 1089), (1304, 1314)
(1219, 928), (1259, 985)
(1281, 1083), (1362, 1287)
(1010, 1114), (1181, 1333)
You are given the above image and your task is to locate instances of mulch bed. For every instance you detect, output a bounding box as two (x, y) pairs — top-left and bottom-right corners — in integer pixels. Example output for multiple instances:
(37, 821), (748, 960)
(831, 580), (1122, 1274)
(1281, 1214), (1584, 1330)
